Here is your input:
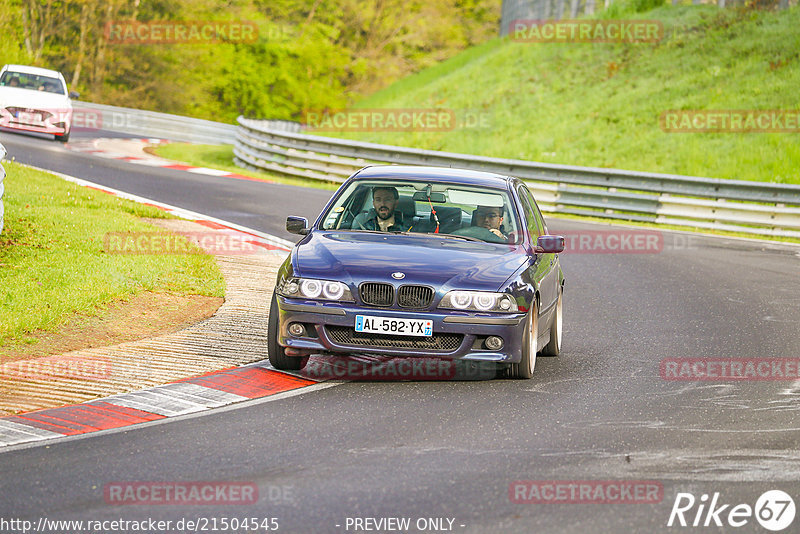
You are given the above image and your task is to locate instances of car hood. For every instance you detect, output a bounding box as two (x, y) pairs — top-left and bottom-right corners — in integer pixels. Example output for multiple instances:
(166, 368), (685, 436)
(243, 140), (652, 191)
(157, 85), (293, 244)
(0, 87), (71, 110)
(294, 231), (528, 292)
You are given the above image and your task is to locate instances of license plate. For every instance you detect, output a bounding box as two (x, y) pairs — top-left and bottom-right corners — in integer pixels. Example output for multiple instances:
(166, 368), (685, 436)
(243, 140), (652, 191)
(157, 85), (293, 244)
(355, 315), (433, 337)
(17, 111), (41, 124)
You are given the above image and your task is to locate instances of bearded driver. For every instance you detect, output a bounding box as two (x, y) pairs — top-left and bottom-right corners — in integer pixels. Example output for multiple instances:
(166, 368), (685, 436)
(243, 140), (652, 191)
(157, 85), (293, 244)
(352, 186), (411, 232)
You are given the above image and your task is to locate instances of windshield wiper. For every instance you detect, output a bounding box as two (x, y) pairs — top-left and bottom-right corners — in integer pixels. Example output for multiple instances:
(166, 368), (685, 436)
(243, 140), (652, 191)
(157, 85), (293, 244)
(423, 233), (484, 242)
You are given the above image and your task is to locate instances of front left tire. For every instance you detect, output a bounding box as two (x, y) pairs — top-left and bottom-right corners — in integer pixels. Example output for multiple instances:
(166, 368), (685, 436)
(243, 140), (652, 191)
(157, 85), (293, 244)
(55, 130), (70, 143)
(541, 287), (562, 357)
(268, 293), (308, 371)
(507, 301), (538, 379)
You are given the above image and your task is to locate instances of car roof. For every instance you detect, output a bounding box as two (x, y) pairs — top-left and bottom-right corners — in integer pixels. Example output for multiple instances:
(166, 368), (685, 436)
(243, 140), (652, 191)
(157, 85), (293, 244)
(2, 64), (64, 79)
(352, 165), (513, 189)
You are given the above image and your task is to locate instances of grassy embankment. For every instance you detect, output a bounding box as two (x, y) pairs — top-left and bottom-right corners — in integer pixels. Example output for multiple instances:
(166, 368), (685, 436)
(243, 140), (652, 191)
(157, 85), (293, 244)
(0, 162), (225, 348)
(158, 4), (800, 183)
(340, 3), (800, 183)
(151, 3), (800, 241)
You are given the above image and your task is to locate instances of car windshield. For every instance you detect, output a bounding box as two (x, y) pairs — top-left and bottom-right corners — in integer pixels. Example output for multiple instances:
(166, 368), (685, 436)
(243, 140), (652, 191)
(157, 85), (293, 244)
(319, 179), (523, 244)
(0, 71), (66, 95)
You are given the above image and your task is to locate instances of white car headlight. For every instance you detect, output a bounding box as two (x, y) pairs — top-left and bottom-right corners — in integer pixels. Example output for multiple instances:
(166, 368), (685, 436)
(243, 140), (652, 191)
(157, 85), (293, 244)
(440, 291), (518, 313)
(279, 277), (353, 302)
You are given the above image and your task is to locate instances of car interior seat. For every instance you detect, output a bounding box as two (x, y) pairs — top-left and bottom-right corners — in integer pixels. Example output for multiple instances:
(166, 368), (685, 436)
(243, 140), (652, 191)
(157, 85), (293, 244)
(432, 206), (462, 234)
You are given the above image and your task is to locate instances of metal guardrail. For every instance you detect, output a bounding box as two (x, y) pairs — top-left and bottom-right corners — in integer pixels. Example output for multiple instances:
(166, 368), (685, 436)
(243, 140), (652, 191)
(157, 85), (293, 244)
(76, 102), (238, 144)
(0, 142), (5, 234)
(235, 116), (800, 238)
(75, 102), (304, 145)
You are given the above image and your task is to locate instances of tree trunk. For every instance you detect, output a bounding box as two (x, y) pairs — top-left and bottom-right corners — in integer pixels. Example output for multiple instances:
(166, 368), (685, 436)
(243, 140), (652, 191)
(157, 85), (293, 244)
(72, 2), (90, 88)
(556, 0), (566, 20)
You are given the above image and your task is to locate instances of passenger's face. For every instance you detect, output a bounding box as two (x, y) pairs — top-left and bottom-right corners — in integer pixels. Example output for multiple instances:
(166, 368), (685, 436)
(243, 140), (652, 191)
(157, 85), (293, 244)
(373, 190), (398, 220)
(475, 208), (503, 229)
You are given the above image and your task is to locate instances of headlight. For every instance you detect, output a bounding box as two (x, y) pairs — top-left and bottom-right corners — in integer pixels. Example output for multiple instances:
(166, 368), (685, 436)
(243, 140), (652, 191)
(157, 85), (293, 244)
(439, 291), (518, 313)
(279, 277), (353, 302)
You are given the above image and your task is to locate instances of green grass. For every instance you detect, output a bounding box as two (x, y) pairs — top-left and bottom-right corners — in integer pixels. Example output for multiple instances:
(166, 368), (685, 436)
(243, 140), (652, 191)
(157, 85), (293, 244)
(316, 3), (800, 184)
(0, 162), (225, 347)
(150, 143), (340, 191)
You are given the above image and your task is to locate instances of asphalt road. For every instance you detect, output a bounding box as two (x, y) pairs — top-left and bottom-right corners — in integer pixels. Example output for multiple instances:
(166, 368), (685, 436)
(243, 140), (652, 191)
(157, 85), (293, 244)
(2, 129), (800, 533)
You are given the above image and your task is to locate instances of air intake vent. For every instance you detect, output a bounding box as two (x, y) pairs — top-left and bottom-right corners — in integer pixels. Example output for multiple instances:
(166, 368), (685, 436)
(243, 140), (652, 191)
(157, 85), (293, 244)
(360, 282), (394, 307)
(397, 285), (433, 309)
(325, 327), (463, 352)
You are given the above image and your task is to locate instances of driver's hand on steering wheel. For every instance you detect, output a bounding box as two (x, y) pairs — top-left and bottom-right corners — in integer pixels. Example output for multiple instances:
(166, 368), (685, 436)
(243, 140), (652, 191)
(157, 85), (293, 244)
(489, 228), (506, 239)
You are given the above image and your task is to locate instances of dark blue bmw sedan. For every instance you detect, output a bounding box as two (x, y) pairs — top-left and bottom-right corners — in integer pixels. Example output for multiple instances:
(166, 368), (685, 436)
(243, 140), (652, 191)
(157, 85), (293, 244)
(268, 165), (565, 379)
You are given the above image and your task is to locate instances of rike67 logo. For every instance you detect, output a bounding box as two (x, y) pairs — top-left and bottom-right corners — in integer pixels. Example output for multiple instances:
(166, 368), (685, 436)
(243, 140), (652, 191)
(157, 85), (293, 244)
(667, 490), (795, 531)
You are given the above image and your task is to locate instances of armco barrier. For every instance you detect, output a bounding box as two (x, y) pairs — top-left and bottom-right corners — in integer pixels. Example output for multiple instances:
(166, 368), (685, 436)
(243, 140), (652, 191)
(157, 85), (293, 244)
(75, 102), (302, 145)
(0, 142), (5, 234)
(234, 116), (800, 239)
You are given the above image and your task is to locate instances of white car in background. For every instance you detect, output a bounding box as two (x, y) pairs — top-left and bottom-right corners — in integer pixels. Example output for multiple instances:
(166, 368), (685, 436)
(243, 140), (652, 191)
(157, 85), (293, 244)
(0, 64), (78, 142)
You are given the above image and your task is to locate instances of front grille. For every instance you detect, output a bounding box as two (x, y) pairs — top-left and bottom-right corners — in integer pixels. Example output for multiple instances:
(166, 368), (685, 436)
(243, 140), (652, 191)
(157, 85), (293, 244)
(326, 326), (463, 352)
(360, 282), (394, 307)
(397, 285), (433, 309)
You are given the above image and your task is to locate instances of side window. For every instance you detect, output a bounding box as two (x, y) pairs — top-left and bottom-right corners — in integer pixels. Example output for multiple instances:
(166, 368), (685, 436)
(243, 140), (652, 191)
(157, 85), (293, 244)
(531, 197), (547, 235)
(516, 185), (541, 238)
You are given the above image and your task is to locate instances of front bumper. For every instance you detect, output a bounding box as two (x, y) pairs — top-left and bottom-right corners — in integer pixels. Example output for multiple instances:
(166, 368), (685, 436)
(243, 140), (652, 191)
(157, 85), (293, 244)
(276, 296), (527, 363)
(0, 108), (70, 135)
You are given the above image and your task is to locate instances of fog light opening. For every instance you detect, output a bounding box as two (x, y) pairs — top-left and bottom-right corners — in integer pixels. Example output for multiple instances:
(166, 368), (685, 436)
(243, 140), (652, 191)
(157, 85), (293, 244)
(485, 336), (504, 350)
(288, 323), (306, 337)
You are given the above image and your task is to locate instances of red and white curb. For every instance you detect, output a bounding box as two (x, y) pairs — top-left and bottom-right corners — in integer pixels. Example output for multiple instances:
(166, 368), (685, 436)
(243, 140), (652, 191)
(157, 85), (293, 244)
(66, 137), (268, 183)
(0, 165), (308, 450)
(0, 362), (331, 448)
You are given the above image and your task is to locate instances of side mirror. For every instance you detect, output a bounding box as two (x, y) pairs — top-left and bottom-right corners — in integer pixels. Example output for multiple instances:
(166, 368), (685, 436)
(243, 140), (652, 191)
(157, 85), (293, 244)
(69, 91), (80, 99)
(286, 216), (309, 235)
(535, 235), (565, 254)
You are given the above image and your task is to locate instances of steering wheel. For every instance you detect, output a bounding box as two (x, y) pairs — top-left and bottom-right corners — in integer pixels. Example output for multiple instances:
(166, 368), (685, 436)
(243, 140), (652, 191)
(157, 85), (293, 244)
(450, 226), (507, 243)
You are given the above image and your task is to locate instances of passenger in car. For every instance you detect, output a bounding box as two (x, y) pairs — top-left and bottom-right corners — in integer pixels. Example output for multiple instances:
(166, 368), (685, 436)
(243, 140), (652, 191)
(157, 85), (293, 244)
(473, 205), (506, 239)
(351, 186), (411, 232)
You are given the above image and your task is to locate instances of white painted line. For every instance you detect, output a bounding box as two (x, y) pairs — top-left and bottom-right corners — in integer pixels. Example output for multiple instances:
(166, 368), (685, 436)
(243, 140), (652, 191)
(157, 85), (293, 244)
(103, 389), (211, 417)
(125, 158), (175, 167)
(187, 167), (232, 176)
(0, 420), (64, 447)
(151, 382), (249, 407)
(16, 163), (295, 251)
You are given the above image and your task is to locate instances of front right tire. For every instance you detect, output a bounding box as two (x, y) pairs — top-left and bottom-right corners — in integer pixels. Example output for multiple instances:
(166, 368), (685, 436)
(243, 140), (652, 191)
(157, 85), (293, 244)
(268, 293), (308, 371)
